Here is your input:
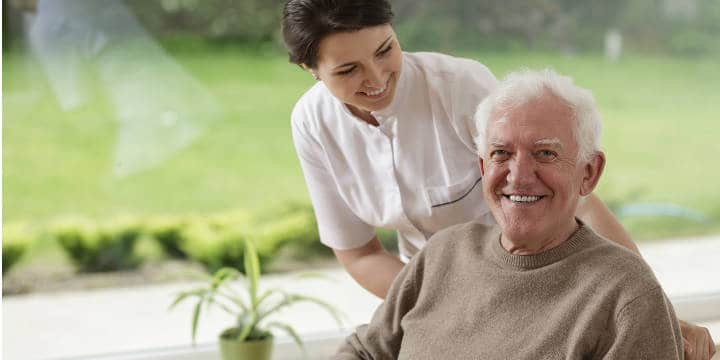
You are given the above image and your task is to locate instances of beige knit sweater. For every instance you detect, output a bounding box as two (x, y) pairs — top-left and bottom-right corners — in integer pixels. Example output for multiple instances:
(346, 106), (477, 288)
(334, 222), (683, 359)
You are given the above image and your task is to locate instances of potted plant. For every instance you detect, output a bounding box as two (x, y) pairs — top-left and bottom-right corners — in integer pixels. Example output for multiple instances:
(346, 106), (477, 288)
(171, 238), (345, 360)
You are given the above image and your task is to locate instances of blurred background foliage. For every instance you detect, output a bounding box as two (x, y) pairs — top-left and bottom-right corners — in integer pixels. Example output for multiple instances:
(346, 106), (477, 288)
(4, 0), (720, 54)
(2, 0), (719, 282)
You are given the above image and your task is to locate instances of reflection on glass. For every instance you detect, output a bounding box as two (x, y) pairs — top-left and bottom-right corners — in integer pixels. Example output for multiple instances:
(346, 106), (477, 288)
(26, 0), (222, 176)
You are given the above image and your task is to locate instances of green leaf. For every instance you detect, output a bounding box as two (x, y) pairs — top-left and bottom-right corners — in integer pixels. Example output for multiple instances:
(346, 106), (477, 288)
(266, 321), (307, 359)
(169, 288), (207, 310)
(212, 267), (242, 289)
(236, 310), (258, 342)
(256, 288), (287, 308)
(256, 294), (347, 328)
(214, 302), (238, 316)
(217, 290), (249, 313)
(191, 299), (203, 345)
(243, 239), (261, 307)
(288, 294), (347, 328)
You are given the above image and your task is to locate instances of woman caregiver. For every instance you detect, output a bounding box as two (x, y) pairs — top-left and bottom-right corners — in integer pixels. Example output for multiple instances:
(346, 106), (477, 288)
(281, 0), (716, 357)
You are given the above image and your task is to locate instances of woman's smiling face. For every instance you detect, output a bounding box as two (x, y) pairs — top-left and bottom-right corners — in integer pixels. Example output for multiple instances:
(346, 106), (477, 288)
(310, 25), (403, 116)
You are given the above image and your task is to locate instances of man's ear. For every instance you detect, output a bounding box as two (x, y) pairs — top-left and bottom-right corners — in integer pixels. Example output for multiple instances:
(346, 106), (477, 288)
(580, 151), (605, 196)
(479, 157), (486, 177)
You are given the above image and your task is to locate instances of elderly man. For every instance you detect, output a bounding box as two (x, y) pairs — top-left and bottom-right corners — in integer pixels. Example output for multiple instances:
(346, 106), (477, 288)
(334, 69), (686, 359)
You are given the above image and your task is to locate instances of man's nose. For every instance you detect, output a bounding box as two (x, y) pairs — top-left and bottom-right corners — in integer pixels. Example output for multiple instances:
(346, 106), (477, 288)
(507, 153), (537, 185)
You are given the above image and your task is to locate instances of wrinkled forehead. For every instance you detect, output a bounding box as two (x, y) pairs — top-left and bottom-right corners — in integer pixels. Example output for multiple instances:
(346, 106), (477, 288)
(487, 96), (577, 149)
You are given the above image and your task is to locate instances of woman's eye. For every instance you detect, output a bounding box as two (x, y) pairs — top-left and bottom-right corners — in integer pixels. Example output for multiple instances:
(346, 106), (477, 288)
(377, 45), (392, 57)
(336, 66), (356, 76)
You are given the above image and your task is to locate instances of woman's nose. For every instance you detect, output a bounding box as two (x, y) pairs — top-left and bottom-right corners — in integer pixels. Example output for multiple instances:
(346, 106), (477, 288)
(363, 64), (384, 88)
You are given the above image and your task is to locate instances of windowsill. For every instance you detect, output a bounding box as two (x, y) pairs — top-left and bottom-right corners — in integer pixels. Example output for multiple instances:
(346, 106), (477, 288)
(4, 235), (720, 360)
(64, 332), (348, 360)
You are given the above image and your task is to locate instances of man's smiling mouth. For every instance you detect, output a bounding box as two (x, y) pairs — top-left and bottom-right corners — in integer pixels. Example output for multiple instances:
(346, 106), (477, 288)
(504, 194), (545, 203)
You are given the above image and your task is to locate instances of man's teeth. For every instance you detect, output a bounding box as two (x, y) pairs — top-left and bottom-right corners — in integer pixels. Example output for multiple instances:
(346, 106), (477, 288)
(508, 195), (541, 203)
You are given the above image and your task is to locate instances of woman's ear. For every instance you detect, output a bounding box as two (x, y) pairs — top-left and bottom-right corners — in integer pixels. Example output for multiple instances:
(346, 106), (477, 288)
(301, 64), (320, 80)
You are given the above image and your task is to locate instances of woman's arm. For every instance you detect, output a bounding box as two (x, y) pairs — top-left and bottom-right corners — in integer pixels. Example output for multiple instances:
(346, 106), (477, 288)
(576, 192), (639, 254)
(334, 236), (405, 299)
(333, 241), (424, 359)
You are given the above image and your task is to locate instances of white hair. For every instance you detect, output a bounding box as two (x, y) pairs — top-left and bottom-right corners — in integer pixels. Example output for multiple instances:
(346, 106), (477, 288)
(474, 68), (602, 163)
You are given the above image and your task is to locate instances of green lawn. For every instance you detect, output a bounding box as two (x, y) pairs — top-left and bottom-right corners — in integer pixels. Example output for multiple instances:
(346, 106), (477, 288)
(3, 47), (719, 240)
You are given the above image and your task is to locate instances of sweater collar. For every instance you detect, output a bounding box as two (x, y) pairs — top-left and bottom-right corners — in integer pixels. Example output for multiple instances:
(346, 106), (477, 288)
(490, 220), (593, 270)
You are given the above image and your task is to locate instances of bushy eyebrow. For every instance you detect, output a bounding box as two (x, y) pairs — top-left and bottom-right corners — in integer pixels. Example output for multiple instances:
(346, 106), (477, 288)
(489, 138), (563, 149)
(534, 138), (563, 148)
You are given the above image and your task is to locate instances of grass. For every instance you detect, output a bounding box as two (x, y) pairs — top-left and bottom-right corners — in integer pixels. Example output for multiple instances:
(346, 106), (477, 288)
(3, 46), (720, 241)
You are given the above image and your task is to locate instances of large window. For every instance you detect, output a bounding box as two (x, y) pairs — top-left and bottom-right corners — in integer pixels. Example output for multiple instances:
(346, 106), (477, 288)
(3, 0), (719, 358)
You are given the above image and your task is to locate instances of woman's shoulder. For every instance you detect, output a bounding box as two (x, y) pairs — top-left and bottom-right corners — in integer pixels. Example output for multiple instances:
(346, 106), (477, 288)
(291, 81), (338, 127)
(404, 51), (495, 81)
(404, 51), (497, 106)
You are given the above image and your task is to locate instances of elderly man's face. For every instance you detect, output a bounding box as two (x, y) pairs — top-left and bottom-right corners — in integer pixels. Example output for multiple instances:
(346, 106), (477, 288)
(480, 93), (603, 247)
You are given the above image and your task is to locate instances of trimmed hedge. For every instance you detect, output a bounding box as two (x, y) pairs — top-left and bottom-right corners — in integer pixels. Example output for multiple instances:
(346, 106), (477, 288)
(6, 203), (332, 275)
(2, 222), (34, 274)
(51, 217), (143, 272)
(178, 211), (259, 273)
(144, 215), (191, 259)
(147, 207), (326, 273)
(256, 202), (329, 259)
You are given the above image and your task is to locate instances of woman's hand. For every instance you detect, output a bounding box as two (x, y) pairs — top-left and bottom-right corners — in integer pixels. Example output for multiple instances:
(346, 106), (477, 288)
(681, 320), (716, 360)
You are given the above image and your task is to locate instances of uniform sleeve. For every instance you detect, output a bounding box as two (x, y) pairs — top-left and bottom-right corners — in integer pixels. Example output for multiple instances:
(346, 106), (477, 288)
(447, 58), (498, 154)
(600, 286), (684, 359)
(290, 105), (376, 250)
(332, 250), (425, 359)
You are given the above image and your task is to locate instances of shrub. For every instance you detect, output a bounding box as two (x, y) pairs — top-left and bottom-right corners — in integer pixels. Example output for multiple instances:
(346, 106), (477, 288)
(144, 215), (191, 259)
(376, 228), (399, 255)
(20, 204), (330, 276)
(256, 203), (330, 260)
(52, 217), (143, 272)
(179, 211), (275, 274)
(2, 222), (35, 274)
(180, 220), (242, 273)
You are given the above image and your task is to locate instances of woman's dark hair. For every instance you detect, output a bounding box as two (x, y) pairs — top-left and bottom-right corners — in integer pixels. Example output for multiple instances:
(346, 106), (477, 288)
(281, 0), (394, 69)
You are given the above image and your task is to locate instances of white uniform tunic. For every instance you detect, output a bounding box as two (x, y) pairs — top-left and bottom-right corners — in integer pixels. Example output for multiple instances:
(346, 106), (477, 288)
(291, 52), (498, 260)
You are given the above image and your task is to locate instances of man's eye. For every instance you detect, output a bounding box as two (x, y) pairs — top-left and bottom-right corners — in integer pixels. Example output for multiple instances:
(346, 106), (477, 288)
(490, 149), (510, 160)
(537, 150), (558, 160)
